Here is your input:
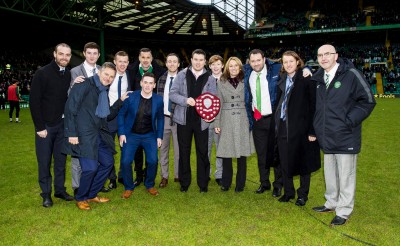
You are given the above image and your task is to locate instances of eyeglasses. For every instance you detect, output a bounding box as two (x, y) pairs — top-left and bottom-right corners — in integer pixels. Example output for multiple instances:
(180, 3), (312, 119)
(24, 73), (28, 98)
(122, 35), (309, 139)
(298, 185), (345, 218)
(317, 52), (336, 59)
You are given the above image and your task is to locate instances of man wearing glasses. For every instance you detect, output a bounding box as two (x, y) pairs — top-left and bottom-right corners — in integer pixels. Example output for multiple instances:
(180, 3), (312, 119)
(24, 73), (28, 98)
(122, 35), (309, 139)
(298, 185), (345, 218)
(311, 44), (376, 226)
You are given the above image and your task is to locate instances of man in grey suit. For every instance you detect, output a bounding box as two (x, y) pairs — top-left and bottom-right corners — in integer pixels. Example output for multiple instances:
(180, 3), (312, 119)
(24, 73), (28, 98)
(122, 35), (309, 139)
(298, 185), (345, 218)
(70, 42), (101, 196)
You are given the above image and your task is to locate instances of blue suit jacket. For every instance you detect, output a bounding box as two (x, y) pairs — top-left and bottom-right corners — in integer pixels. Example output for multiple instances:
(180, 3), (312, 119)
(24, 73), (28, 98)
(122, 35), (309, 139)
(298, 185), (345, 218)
(117, 90), (164, 139)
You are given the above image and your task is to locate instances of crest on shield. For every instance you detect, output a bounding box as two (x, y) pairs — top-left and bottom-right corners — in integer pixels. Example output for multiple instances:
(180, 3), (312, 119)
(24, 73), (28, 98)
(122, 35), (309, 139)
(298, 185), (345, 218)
(195, 92), (221, 121)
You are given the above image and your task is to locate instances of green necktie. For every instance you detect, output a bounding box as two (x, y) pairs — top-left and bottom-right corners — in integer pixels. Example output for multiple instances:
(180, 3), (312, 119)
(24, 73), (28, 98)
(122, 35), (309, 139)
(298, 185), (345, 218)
(256, 73), (261, 112)
(325, 73), (330, 89)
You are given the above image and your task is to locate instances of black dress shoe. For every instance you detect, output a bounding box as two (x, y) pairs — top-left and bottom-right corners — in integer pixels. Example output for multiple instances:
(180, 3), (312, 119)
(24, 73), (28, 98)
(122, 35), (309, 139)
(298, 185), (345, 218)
(312, 206), (335, 213)
(134, 178), (143, 186)
(54, 192), (74, 201)
(180, 186), (188, 192)
(200, 187), (208, 193)
(278, 195), (294, 202)
(295, 197), (307, 206)
(215, 178), (222, 186)
(108, 179), (117, 190)
(100, 187), (111, 193)
(272, 187), (282, 197)
(234, 187), (244, 193)
(42, 197), (53, 208)
(255, 184), (271, 194)
(117, 178), (124, 184)
(221, 186), (230, 192)
(330, 216), (347, 226)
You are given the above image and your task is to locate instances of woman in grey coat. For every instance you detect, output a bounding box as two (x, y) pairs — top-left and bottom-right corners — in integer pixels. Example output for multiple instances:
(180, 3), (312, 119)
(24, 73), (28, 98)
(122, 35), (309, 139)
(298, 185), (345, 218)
(214, 57), (255, 192)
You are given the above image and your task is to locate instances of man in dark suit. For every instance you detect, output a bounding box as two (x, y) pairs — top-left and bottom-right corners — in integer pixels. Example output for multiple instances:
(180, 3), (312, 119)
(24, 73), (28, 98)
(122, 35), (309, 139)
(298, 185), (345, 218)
(63, 62), (129, 210)
(69, 41), (101, 196)
(118, 72), (164, 199)
(126, 48), (165, 186)
(29, 43), (75, 207)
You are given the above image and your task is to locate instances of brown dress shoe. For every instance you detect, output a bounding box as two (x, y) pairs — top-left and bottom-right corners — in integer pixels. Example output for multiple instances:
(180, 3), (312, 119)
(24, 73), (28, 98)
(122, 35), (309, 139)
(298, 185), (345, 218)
(87, 196), (110, 203)
(76, 201), (91, 210)
(147, 187), (159, 196)
(159, 178), (168, 188)
(122, 190), (133, 199)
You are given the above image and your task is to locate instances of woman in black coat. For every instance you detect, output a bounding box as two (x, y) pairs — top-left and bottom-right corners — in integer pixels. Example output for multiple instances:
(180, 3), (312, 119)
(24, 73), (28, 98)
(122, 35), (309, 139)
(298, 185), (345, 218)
(275, 51), (321, 206)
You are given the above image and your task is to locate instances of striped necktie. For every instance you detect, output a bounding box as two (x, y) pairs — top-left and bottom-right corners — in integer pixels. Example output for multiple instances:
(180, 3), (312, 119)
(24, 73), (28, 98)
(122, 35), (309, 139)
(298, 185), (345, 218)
(281, 77), (293, 121)
(325, 73), (330, 89)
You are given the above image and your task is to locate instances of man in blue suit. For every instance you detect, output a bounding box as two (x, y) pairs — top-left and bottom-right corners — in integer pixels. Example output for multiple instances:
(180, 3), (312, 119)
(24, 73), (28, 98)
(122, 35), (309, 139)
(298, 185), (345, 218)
(118, 72), (164, 199)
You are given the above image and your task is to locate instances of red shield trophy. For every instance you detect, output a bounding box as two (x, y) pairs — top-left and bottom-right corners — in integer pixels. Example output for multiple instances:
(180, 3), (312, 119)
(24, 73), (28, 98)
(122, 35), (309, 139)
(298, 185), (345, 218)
(195, 92), (221, 121)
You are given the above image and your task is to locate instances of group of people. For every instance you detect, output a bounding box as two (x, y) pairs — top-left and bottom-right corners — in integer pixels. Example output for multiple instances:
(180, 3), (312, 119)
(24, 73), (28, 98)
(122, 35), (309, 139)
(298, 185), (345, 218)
(29, 42), (376, 227)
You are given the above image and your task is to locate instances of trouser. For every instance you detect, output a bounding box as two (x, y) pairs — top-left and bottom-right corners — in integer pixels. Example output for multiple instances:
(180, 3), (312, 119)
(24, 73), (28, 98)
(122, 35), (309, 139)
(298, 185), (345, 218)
(252, 115), (282, 189)
(75, 135), (114, 201)
(71, 157), (81, 190)
(221, 157), (247, 190)
(208, 123), (223, 179)
(107, 127), (122, 181)
(177, 121), (210, 189)
(35, 120), (67, 198)
(159, 116), (179, 179)
(9, 100), (20, 118)
(323, 154), (357, 219)
(120, 132), (158, 190)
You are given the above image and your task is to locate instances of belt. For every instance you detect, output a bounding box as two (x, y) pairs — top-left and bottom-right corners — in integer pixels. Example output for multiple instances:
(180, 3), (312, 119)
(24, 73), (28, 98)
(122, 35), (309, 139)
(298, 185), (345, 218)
(164, 114), (171, 118)
(261, 114), (272, 118)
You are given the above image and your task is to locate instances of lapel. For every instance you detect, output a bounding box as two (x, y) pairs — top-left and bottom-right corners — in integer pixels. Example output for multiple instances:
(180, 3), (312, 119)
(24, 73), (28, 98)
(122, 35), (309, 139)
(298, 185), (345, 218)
(80, 64), (88, 77)
(151, 93), (157, 123)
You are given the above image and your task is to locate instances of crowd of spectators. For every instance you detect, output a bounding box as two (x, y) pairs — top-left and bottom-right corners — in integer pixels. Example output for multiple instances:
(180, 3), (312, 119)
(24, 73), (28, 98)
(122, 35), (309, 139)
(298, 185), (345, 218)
(249, 1), (400, 35)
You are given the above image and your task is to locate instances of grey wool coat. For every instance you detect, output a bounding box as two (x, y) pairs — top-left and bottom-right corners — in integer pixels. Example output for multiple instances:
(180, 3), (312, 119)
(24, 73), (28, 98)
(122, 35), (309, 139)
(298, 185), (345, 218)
(214, 79), (255, 158)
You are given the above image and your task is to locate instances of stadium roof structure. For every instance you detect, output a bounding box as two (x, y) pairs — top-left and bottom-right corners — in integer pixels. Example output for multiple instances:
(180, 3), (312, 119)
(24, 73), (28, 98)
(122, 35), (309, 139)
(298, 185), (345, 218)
(0, 0), (253, 38)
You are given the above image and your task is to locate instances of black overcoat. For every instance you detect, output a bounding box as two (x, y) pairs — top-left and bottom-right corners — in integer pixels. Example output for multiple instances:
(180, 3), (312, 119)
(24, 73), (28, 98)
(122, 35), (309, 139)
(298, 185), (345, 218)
(275, 71), (321, 176)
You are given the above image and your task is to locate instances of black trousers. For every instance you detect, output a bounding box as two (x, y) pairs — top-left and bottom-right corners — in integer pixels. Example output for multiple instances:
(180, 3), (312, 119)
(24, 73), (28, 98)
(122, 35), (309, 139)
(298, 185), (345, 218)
(252, 115), (282, 189)
(177, 121), (209, 189)
(9, 100), (20, 118)
(35, 120), (67, 198)
(221, 157), (247, 190)
(277, 120), (310, 199)
(107, 129), (120, 181)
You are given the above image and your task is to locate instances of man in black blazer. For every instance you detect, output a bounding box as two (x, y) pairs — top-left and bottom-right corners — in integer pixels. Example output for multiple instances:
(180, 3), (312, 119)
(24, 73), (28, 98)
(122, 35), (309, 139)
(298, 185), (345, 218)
(29, 43), (75, 207)
(126, 48), (165, 185)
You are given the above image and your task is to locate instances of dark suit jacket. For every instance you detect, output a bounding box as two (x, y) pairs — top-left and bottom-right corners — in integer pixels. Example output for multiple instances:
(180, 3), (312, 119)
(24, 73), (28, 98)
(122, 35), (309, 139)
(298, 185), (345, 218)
(30, 59), (71, 131)
(117, 90), (164, 140)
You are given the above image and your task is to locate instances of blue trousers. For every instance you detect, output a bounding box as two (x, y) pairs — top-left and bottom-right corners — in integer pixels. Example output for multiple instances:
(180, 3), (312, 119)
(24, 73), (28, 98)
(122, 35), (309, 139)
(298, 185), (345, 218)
(120, 132), (158, 190)
(76, 135), (114, 201)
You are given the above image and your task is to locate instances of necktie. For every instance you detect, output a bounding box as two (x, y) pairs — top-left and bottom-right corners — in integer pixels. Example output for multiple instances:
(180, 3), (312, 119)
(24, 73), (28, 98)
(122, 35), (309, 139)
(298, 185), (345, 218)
(281, 78), (293, 121)
(325, 74), (330, 89)
(93, 68), (96, 76)
(60, 69), (65, 76)
(118, 76), (122, 98)
(256, 73), (261, 112)
(168, 76), (173, 112)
